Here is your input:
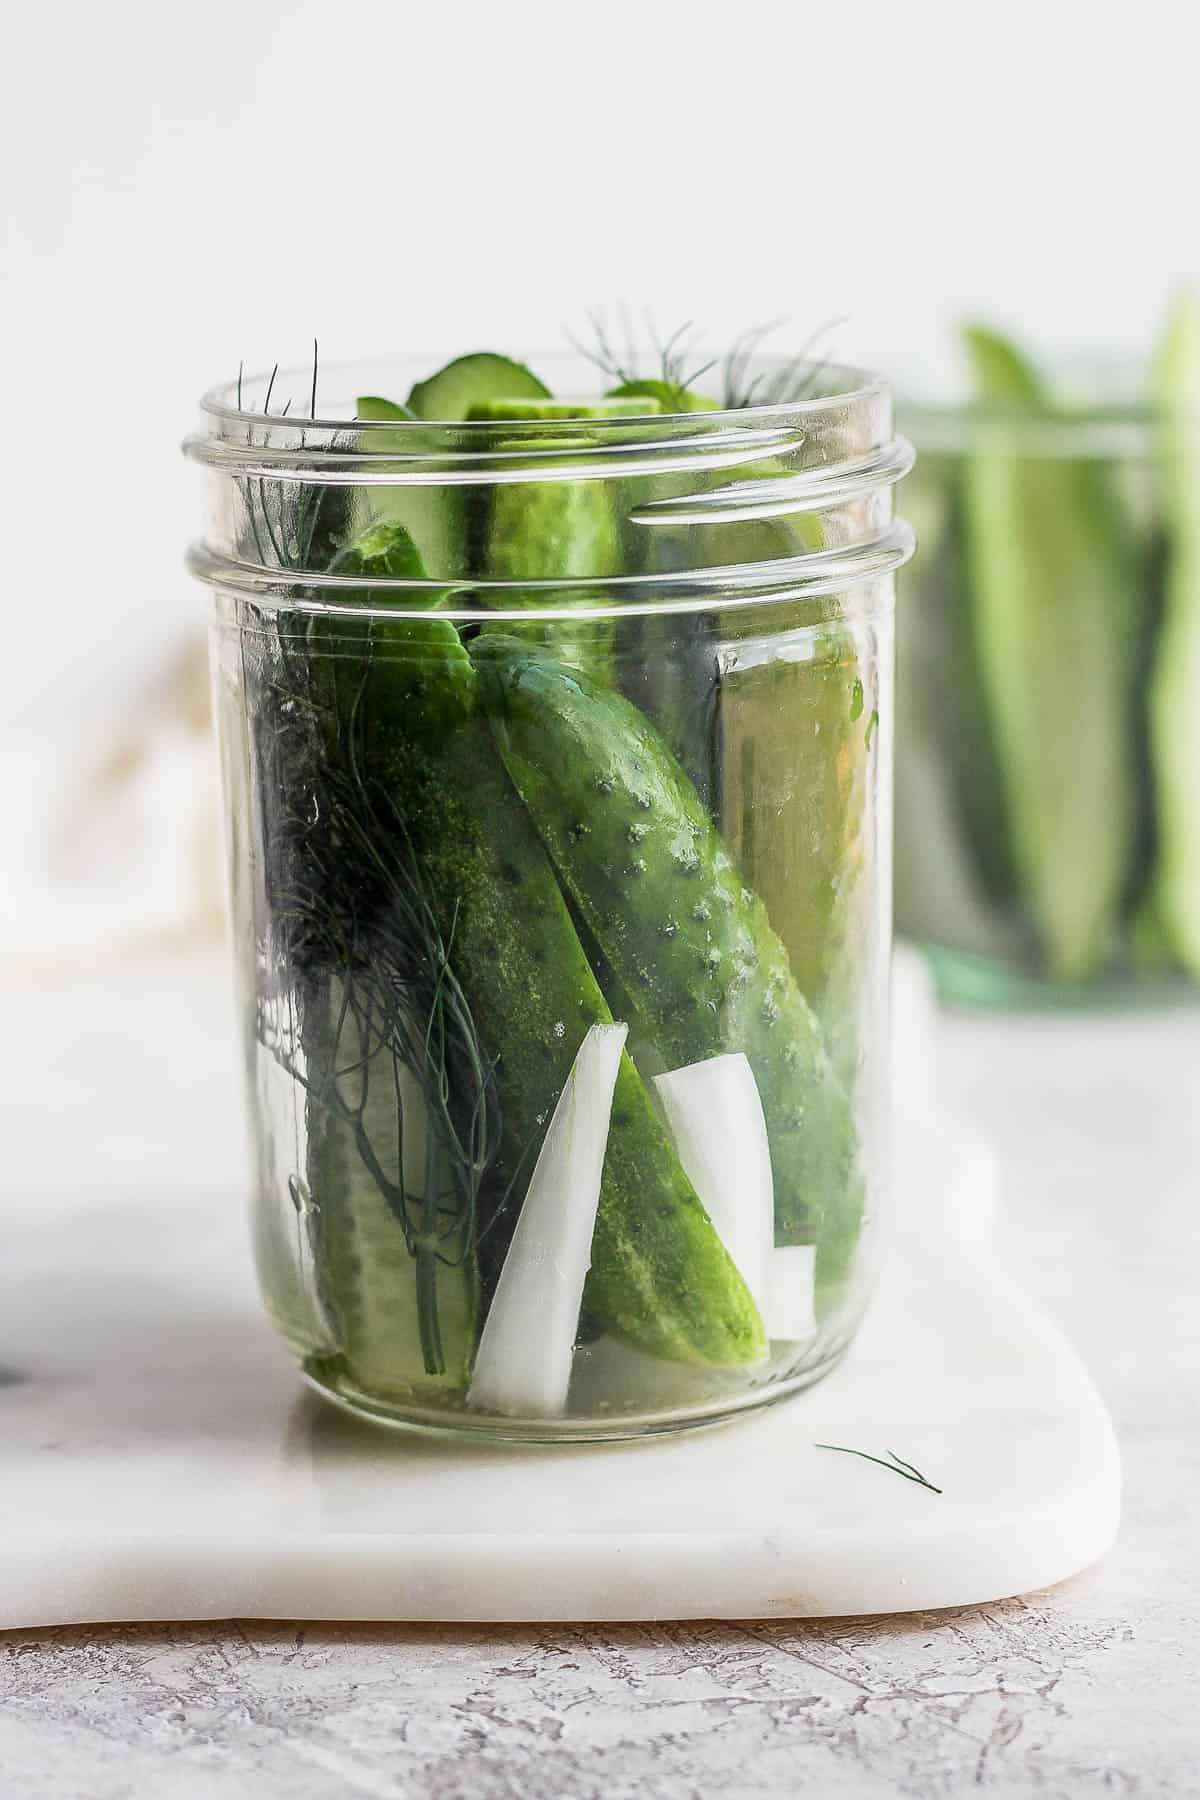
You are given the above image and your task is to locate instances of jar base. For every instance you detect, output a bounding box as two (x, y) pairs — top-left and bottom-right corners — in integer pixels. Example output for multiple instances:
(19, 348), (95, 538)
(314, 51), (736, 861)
(922, 942), (1193, 1012)
(299, 1331), (858, 1446)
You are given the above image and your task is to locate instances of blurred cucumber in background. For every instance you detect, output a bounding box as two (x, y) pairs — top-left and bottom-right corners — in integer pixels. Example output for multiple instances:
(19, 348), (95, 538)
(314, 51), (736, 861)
(895, 291), (1200, 1003)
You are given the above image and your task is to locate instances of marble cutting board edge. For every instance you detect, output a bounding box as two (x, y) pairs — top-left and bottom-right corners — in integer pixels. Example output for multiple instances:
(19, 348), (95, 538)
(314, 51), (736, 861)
(0, 1107), (1121, 1628)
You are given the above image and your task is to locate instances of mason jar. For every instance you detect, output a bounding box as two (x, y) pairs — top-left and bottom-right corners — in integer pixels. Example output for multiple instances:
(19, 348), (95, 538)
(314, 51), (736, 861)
(185, 351), (913, 1441)
(897, 378), (1199, 1005)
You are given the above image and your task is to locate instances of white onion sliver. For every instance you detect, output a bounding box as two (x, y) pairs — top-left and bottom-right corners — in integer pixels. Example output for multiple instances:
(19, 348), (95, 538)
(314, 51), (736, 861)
(653, 1051), (772, 1326)
(467, 1022), (628, 1418)
(767, 1243), (817, 1342)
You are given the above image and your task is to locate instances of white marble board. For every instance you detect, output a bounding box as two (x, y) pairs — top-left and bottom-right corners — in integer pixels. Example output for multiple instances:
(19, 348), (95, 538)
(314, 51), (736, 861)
(0, 951), (1119, 1628)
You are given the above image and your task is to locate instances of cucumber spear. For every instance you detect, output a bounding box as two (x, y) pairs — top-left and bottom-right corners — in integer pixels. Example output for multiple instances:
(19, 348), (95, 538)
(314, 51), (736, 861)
(467, 393), (661, 679)
(301, 522), (765, 1376)
(960, 326), (1139, 982)
(1149, 290), (1200, 975)
(474, 636), (863, 1310)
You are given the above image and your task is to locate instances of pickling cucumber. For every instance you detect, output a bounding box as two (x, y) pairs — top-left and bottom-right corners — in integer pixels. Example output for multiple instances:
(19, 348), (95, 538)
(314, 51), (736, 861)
(607, 379), (719, 414)
(893, 453), (1031, 967)
(308, 522), (765, 1371)
(1150, 291), (1200, 975)
(308, 984), (479, 1396)
(355, 394), (463, 580)
(468, 394), (660, 422)
(388, 690), (764, 1365)
(299, 523), (480, 1387)
(474, 637), (860, 1301)
(468, 397), (630, 678)
(407, 352), (550, 422)
(719, 624), (876, 1068)
(961, 325), (1139, 982)
(356, 354), (552, 578)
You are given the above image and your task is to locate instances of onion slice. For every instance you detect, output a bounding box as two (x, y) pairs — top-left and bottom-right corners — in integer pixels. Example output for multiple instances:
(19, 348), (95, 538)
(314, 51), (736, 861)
(653, 1052), (772, 1329)
(468, 1022), (628, 1418)
(766, 1243), (817, 1343)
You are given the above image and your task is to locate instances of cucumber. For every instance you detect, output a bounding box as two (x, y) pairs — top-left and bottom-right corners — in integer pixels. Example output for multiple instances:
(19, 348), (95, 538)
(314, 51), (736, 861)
(719, 623), (876, 1069)
(627, 447), (825, 816)
(355, 354), (551, 576)
(1150, 290), (1200, 974)
(316, 519), (468, 731)
(469, 398), (626, 678)
(407, 352), (550, 422)
(308, 984), (478, 1396)
(400, 726), (766, 1368)
(960, 325), (1139, 982)
(607, 379), (719, 414)
(298, 523), (480, 1386)
(355, 394), (463, 579)
(893, 454), (1032, 967)
(467, 394), (661, 422)
(308, 521), (764, 1370)
(474, 637), (861, 1304)
(705, 499), (867, 1041)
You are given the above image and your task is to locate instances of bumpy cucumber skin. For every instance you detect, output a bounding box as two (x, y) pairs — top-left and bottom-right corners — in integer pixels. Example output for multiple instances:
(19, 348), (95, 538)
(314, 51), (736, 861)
(308, 527), (764, 1368)
(471, 407), (621, 679)
(474, 638), (860, 1293)
(381, 715), (766, 1369)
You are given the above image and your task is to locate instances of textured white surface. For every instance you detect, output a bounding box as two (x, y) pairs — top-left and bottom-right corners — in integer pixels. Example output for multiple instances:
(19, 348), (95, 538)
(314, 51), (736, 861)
(1, 950), (1197, 1795)
(0, 952), (1118, 1629)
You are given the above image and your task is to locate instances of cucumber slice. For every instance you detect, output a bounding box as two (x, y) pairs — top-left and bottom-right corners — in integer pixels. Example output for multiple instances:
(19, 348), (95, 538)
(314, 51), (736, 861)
(607, 379), (719, 414)
(357, 394), (416, 422)
(720, 623), (875, 1066)
(960, 325), (1138, 983)
(893, 454), (1031, 967)
(1150, 290), (1200, 974)
(468, 394), (661, 421)
(407, 352), (550, 422)
(354, 394), (462, 578)
(358, 354), (549, 582)
(475, 637), (860, 1307)
(308, 986), (478, 1397)
(470, 400), (623, 677)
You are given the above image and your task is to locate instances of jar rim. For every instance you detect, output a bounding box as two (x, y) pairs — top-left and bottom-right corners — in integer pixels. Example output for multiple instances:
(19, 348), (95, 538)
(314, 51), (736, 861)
(188, 518), (915, 620)
(897, 392), (1200, 459)
(193, 350), (891, 442)
(185, 348), (913, 613)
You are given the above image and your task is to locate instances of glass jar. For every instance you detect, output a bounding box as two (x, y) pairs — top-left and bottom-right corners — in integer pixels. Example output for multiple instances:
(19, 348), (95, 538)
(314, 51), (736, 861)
(896, 385), (1199, 1004)
(185, 351), (912, 1441)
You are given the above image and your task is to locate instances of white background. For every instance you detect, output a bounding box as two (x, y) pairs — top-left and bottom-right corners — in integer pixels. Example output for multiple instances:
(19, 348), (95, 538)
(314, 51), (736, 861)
(3, 0), (1198, 728)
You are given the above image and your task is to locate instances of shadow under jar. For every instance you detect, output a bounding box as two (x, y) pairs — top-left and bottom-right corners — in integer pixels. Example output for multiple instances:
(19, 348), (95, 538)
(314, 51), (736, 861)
(896, 385), (1200, 1006)
(185, 351), (913, 1441)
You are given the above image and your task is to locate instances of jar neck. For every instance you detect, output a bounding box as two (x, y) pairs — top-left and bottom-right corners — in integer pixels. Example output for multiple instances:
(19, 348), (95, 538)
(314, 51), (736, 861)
(184, 352), (914, 616)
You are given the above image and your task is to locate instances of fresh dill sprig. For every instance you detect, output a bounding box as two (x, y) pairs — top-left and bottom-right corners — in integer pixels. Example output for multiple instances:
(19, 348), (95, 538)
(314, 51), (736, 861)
(234, 341), (348, 574)
(567, 306), (717, 409)
(722, 316), (847, 408)
(567, 310), (844, 410)
(252, 626), (503, 1376)
(814, 1443), (943, 1494)
(233, 341), (503, 1374)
